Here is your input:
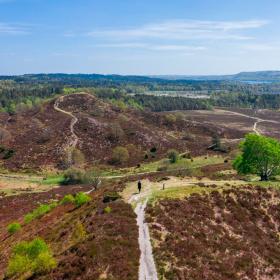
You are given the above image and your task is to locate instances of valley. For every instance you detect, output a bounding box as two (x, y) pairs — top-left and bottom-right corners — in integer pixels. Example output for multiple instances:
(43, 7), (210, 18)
(0, 85), (280, 280)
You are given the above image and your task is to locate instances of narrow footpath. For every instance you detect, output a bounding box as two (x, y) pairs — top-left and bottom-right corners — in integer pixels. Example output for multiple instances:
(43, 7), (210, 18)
(129, 188), (158, 280)
(54, 95), (79, 165)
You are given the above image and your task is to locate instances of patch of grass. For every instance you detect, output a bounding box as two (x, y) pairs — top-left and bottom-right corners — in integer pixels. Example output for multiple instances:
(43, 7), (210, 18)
(60, 194), (75, 205)
(7, 222), (21, 234)
(6, 238), (56, 278)
(74, 192), (91, 207)
(24, 202), (58, 224)
(136, 155), (225, 174)
(149, 185), (215, 204)
(41, 175), (64, 185)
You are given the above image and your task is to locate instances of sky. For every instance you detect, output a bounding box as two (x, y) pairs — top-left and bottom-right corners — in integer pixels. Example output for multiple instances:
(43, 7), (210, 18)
(1, 0), (280, 75)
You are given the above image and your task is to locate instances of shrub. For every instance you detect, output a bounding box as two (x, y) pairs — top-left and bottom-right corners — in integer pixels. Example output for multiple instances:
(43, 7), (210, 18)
(6, 238), (56, 278)
(167, 149), (179, 164)
(104, 206), (112, 214)
(111, 146), (129, 164)
(7, 222), (21, 234)
(103, 192), (121, 203)
(74, 192), (91, 207)
(62, 168), (100, 186)
(3, 149), (15, 159)
(62, 168), (84, 185)
(60, 194), (75, 205)
(72, 221), (87, 242)
(165, 114), (177, 124)
(24, 202), (57, 224)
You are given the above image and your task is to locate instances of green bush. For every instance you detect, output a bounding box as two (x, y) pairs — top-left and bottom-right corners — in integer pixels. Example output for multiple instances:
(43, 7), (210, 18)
(24, 202), (57, 224)
(167, 149), (179, 164)
(7, 222), (21, 234)
(111, 146), (129, 164)
(74, 192), (91, 207)
(104, 206), (112, 214)
(62, 168), (84, 185)
(60, 194), (75, 205)
(6, 238), (56, 278)
(62, 168), (100, 186)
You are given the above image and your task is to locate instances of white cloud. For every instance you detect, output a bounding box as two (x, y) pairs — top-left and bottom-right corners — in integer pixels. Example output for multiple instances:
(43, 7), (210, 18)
(0, 23), (29, 35)
(96, 43), (206, 52)
(87, 19), (268, 41)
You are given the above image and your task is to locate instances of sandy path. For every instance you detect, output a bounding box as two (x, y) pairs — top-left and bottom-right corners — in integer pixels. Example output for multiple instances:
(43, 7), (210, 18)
(54, 95), (79, 165)
(135, 199), (158, 280)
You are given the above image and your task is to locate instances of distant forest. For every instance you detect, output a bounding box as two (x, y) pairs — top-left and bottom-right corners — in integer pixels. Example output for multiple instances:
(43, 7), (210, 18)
(0, 73), (280, 113)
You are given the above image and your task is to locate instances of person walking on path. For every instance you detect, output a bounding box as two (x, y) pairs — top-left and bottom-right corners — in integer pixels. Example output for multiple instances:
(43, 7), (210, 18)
(138, 180), (142, 193)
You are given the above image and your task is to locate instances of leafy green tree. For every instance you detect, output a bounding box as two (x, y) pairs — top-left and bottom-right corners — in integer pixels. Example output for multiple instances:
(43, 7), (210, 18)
(233, 134), (280, 181)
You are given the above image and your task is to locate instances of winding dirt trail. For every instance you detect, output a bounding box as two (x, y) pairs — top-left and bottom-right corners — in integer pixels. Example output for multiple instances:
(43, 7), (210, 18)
(218, 109), (280, 135)
(54, 95), (79, 165)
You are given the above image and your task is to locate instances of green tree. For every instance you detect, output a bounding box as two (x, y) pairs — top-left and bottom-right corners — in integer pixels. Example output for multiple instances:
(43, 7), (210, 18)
(167, 149), (179, 164)
(233, 134), (280, 181)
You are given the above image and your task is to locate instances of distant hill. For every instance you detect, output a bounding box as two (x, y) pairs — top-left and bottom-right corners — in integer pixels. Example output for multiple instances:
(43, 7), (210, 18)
(2, 71), (280, 84)
(151, 71), (280, 82)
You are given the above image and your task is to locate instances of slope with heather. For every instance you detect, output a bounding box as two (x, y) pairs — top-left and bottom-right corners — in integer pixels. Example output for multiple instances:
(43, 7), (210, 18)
(0, 93), (248, 171)
(0, 184), (139, 279)
(146, 186), (280, 280)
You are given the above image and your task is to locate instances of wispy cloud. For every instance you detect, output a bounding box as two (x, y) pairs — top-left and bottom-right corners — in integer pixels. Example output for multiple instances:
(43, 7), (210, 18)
(0, 23), (29, 35)
(96, 43), (206, 52)
(87, 19), (268, 41)
(241, 43), (280, 51)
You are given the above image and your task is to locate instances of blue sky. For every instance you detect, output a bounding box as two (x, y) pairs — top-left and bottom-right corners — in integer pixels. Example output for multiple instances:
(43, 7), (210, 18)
(0, 0), (280, 75)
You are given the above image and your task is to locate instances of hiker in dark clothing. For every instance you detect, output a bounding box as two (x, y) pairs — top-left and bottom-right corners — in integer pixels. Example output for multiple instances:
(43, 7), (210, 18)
(138, 180), (142, 193)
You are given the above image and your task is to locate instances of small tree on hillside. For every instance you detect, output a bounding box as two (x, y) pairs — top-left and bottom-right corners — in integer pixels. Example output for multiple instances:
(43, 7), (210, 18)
(111, 146), (129, 165)
(167, 149), (179, 164)
(233, 134), (280, 181)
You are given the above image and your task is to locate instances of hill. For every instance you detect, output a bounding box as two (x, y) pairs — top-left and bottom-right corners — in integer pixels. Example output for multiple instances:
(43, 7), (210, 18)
(0, 93), (236, 171)
(153, 71), (280, 82)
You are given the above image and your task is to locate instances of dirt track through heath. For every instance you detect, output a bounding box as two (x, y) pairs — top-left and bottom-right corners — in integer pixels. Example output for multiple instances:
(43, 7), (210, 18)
(129, 190), (158, 280)
(54, 95), (79, 165)
(219, 109), (280, 135)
